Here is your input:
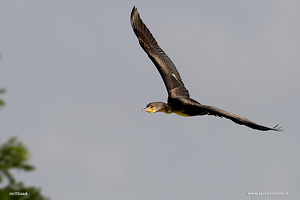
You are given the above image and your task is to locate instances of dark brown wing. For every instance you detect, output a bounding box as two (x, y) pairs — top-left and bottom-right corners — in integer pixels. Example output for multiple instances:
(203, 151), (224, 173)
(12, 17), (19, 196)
(130, 7), (189, 97)
(198, 104), (283, 131)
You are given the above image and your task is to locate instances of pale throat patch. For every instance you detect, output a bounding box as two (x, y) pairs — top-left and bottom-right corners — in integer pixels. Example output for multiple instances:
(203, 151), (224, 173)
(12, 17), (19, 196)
(148, 107), (154, 113)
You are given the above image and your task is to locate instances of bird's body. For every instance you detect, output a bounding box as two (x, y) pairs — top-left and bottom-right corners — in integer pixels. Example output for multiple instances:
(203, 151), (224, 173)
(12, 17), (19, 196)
(130, 6), (282, 131)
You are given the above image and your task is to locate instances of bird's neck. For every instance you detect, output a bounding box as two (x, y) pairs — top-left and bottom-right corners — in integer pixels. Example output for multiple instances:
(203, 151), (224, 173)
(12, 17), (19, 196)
(163, 103), (173, 114)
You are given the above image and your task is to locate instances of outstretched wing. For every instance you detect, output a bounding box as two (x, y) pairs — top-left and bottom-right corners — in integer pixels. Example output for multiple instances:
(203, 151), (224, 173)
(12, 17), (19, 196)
(130, 7), (189, 97)
(199, 104), (283, 131)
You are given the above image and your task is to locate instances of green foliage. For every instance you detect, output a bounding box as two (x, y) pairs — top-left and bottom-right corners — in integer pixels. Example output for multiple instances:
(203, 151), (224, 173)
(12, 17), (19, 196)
(0, 138), (49, 200)
(0, 137), (35, 183)
(0, 99), (4, 108)
(0, 89), (5, 108)
(0, 90), (49, 199)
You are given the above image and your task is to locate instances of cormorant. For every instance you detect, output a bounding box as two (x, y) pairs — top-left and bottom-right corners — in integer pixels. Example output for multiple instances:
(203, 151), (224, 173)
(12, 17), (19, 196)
(130, 6), (282, 131)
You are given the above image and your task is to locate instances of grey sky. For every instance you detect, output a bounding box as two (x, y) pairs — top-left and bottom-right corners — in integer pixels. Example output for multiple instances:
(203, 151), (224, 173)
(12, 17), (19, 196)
(0, 0), (299, 199)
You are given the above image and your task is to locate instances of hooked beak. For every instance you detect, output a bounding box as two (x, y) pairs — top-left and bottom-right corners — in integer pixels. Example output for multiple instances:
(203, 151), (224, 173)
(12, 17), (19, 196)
(142, 107), (154, 113)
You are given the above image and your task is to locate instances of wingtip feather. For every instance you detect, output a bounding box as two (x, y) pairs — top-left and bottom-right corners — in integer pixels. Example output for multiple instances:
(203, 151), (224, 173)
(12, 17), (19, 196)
(272, 124), (284, 132)
(130, 6), (139, 24)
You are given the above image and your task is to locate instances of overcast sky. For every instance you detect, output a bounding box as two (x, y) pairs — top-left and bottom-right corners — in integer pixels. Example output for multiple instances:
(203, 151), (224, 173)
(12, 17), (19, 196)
(0, 0), (299, 199)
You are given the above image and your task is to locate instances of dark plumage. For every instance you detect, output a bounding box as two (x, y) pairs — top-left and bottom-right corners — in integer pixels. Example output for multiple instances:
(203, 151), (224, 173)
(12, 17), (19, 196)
(130, 6), (282, 131)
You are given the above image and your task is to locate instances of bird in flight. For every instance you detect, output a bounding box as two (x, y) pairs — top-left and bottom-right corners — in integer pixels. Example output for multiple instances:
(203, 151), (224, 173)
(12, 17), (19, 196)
(130, 6), (282, 131)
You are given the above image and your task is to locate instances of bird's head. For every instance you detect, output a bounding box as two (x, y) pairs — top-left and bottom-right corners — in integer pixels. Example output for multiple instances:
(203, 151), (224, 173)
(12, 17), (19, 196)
(142, 102), (170, 113)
